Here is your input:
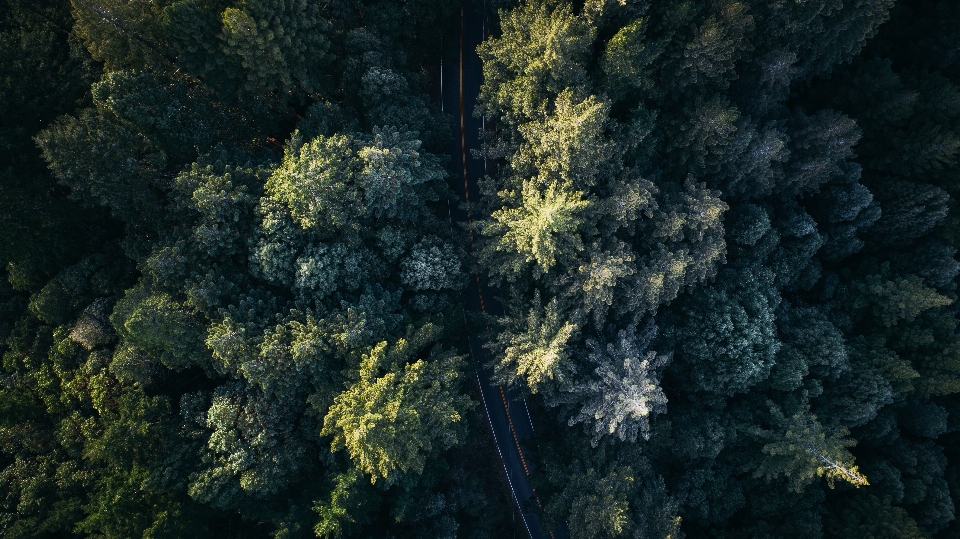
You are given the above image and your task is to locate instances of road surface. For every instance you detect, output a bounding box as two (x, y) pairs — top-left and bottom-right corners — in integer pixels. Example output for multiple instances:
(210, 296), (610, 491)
(440, 4), (569, 539)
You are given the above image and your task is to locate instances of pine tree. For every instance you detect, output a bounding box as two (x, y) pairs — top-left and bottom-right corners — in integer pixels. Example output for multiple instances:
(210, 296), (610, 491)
(480, 180), (591, 277)
(757, 405), (869, 492)
(321, 328), (471, 485)
(490, 293), (577, 395)
(563, 323), (670, 446)
(477, 0), (594, 127)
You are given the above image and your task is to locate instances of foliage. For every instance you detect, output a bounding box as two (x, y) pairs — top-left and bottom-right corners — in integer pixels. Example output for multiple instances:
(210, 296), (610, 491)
(7, 0), (960, 537)
(0, 0), (498, 537)
(475, 0), (960, 537)
(562, 322), (670, 446)
(321, 328), (471, 485)
(756, 405), (869, 492)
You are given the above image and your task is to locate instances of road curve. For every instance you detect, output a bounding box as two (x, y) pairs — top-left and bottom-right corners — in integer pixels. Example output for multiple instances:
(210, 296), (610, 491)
(440, 4), (568, 539)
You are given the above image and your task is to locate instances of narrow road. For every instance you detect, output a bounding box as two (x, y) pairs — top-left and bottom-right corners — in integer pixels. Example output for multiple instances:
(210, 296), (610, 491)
(441, 4), (568, 539)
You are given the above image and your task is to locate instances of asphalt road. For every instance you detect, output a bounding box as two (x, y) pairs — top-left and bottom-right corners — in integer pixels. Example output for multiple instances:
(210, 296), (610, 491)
(440, 4), (569, 539)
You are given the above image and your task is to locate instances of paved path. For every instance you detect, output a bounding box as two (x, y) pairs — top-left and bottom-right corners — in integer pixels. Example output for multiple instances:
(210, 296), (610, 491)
(440, 4), (569, 539)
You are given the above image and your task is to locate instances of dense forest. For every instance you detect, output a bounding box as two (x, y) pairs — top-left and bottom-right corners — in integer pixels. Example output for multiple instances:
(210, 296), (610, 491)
(3, 0), (960, 537)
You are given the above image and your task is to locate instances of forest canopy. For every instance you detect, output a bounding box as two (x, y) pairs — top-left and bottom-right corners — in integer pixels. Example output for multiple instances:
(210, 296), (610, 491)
(3, 0), (960, 538)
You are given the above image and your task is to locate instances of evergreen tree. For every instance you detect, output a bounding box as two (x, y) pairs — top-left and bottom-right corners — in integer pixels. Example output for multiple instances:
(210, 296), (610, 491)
(10, 0), (960, 536)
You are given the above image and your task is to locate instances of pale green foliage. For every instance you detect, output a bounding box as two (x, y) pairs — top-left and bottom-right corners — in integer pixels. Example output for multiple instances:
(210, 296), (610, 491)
(651, 182), (727, 245)
(5, 1), (472, 535)
(312, 469), (375, 539)
(321, 329), (470, 485)
(173, 157), (265, 263)
(248, 238), (299, 287)
(248, 199), (301, 286)
(597, 174), (657, 235)
(757, 405), (869, 492)
(566, 324), (670, 446)
(266, 133), (358, 231)
(110, 287), (207, 371)
(109, 342), (161, 386)
(482, 180), (590, 276)
(632, 180), (728, 314)
(355, 128), (445, 220)
(541, 452), (684, 539)
(492, 294), (576, 394)
(477, 0), (594, 125)
(581, 0), (644, 27)
(515, 90), (611, 188)
(265, 128), (445, 234)
(206, 310), (342, 398)
(548, 465), (635, 539)
(476, 2), (731, 438)
(68, 298), (115, 351)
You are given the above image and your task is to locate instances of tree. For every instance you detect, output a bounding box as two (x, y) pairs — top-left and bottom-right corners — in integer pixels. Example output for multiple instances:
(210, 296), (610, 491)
(480, 180), (591, 277)
(668, 0), (755, 91)
(866, 180), (949, 248)
(69, 0), (171, 71)
(601, 16), (661, 102)
(665, 267), (780, 395)
(665, 95), (741, 175)
(0, 0), (102, 282)
(312, 468), (380, 539)
(842, 265), (953, 328)
(477, 0), (594, 126)
(1, 0), (498, 535)
(182, 382), (310, 507)
(756, 405), (869, 492)
(563, 323), (670, 446)
(567, 242), (637, 326)
(265, 128), (446, 235)
(321, 327), (471, 486)
(750, 0), (894, 81)
(538, 436), (682, 539)
(12, 0), (960, 534)
(513, 90), (612, 189)
(216, 0), (332, 96)
(781, 109), (861, 198)
(549, 465), (635, 539)
(489, 293), (577, 395)
(35, 70), (241, 233)
(111, 286), (208, 372)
